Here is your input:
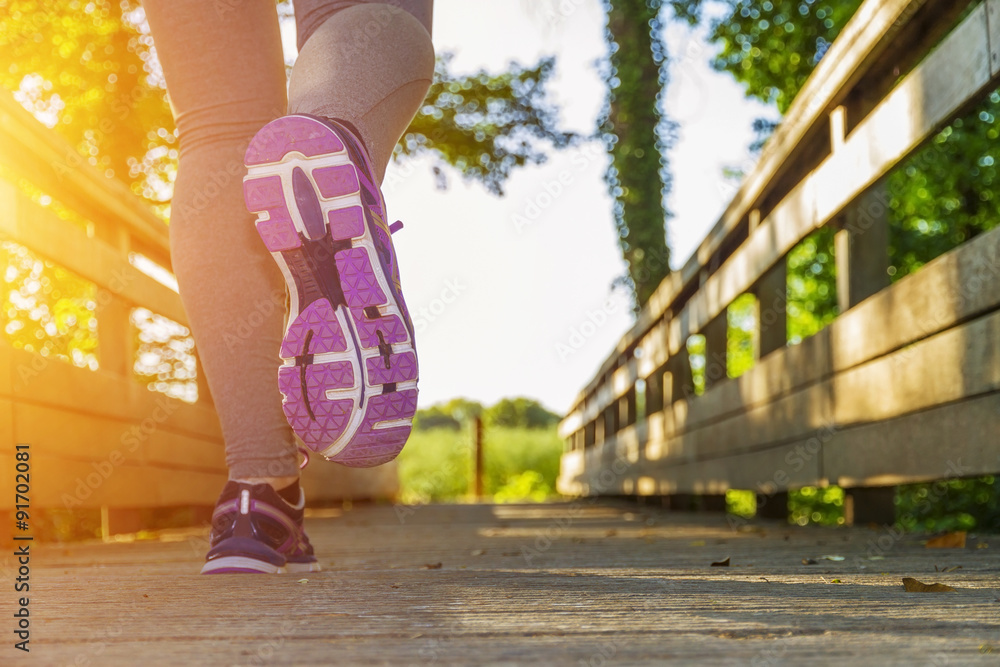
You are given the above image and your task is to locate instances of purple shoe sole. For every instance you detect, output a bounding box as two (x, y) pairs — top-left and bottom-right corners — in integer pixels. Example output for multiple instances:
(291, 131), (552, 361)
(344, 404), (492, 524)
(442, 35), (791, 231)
(243, 115), (417, 467)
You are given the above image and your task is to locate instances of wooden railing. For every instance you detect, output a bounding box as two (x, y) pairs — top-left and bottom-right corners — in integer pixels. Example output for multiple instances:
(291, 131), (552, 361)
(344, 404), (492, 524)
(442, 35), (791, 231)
(558, 0), (1000, 523)
(0, 88), (395, 538)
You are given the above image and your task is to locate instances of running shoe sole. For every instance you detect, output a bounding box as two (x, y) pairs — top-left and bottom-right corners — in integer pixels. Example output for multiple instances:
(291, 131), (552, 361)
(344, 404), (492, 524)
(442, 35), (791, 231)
(243, 115), (418, 467)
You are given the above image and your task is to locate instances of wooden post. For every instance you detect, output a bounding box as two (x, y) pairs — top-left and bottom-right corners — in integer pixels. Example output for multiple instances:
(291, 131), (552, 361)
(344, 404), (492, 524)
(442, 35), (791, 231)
(702, 314), (728, 391)
(836, 183), (891, 312)
(756, 491), (789, 521)
(473, 417), (484, 500)
(97, 296), (133, 377)
(644, 369), (664, 416)
(845, 487), (896, 526)
(101, 506), (143, 540)
(670, 352), (694, 403)
(756, 257), (788, 359)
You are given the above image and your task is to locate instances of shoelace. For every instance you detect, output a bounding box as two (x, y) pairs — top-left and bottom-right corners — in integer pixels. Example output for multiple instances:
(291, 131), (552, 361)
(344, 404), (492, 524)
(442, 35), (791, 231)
(295, 219), (405, 472)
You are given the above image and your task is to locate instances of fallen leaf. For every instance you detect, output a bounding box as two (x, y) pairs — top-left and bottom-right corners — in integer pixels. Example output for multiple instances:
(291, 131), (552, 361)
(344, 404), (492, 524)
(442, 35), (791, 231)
(981, 644), (994, 654)
(710, 557), (731, 567)
(868, 556), (885, 561)
(935, 565), (963, 573)
(470, 549), (485, 556)
(976, 542), (989, 549)
(829, 579), (843, 584)
(423, 562), (443, 569)
(689, 540), (706, 547)
(297, 579), (309, 584)
(801, 558), (818, 565)
(605, 529), (618, 537)
(390, 584), (400, 589)
(820, 555), (845, 561)
(925, 531), (966, 549)
(902, 577), (956, 593)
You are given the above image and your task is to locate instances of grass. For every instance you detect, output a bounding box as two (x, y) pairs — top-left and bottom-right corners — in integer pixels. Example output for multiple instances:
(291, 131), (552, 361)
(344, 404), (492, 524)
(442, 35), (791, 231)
(396, 424), (564, 504)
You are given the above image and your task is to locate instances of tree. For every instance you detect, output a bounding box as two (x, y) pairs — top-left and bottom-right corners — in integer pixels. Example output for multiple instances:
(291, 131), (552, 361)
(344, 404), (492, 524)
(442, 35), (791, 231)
(483, 397), (559, 430)
(599, 0), (674, 308)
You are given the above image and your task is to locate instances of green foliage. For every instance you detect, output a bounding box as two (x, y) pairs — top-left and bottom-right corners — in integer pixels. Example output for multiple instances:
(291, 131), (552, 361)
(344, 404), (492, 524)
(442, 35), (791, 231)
(0, 240), (99, 369)
(412, 398), (485, 431)
(686, 333), (706, 397)
(710, 0), (864, 114)
(396, 426), (472, 503)
(131, 307), (197, 402)
(599, 0), (673, 308)
(396, 423), (563, 504)
(789, 486), (845, 526)
(0, 0), (177, 210)
(726, 489), (756, 518)
(412, 397), (557, 432)
(785, 227), (837, 345)
(886, 93), (1000, 282)
(896, 476), (1000, 533)
(726, 293), (756, 378)
(398, 55), (575, 195)
(483, 396), (559, 430)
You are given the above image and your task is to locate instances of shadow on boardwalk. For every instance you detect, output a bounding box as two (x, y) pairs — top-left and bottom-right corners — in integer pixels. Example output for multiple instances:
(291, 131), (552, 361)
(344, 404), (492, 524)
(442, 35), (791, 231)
(5, 502), (999, 665)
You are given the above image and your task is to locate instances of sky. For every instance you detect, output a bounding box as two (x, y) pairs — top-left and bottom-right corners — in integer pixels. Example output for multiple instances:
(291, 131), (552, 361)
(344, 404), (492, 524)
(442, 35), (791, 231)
(280, 0), (776, 414)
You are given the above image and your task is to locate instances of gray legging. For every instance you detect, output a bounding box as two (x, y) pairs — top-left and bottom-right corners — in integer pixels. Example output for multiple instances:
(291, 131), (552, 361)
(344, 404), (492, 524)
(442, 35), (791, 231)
(143, 0), (434, 479)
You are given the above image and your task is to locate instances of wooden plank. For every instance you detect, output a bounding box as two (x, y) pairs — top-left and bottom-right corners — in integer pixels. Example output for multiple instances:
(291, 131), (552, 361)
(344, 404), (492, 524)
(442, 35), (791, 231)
(19, 502), (1000, 665)
(990, 0), (1000, 76)
(7, 345), (223, 442)
(0, 89), (171, 262)
(815, 3), (992, 226)
(834, 308), (1000, 426)
(825, 391), (1000, 486)
(640, 438), (824, 495)
(10, 193), (188, 325)
(12, 402), (225, 472)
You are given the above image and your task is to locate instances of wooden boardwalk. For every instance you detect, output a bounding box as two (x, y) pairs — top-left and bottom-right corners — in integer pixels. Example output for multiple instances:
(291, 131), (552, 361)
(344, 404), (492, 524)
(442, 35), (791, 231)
(3, 502), (998, 665)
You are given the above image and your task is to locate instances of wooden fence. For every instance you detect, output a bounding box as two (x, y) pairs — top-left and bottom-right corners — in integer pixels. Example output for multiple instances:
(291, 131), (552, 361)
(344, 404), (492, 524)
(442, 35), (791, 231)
(558, 0), (1000, 523)
(0, 87), (396, 539)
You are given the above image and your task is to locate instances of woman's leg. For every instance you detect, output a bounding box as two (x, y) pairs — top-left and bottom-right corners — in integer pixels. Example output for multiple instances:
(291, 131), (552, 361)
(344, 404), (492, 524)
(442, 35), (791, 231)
(144, 0), (299, 487)
(289, 1), (435, 183)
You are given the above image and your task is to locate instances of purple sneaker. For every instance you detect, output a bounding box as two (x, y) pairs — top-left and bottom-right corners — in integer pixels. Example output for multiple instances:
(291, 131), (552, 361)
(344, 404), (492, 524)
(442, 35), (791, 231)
(201, 481), (319, 574)
(243, 114), (418, 467)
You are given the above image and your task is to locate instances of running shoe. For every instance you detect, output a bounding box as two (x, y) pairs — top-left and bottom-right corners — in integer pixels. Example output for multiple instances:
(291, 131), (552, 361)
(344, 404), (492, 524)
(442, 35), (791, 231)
(201, 481), (319, 575)
(243, 115), (418, 467)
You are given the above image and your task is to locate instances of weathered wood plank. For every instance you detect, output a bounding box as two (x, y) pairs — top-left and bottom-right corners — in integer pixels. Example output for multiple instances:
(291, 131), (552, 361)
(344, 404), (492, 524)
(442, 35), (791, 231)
(824, 391), (1000, 487)
(0, 89), (171, 263)
(9, 191), (188, 325)
(7, 346), (223, 442)
(11, 502), (998, 666)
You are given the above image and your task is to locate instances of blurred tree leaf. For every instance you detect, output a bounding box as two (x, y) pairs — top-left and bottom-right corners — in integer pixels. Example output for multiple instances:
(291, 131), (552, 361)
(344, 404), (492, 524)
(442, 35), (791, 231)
(398, 54), (575, 195)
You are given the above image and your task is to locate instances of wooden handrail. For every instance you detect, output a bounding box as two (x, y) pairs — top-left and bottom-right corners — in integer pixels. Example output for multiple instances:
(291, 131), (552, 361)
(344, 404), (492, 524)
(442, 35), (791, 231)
(0, 88), (171, 266)
(566, 0), (969, 413)
(559, 0), (1000, 515)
